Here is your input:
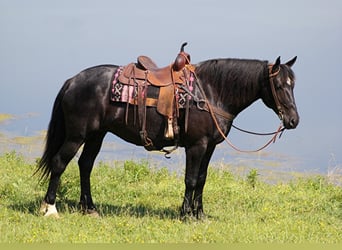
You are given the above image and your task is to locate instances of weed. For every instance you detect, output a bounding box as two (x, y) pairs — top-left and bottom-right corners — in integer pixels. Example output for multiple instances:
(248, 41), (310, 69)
(246, 168), (259, 189)
(123, 160), (150, 182)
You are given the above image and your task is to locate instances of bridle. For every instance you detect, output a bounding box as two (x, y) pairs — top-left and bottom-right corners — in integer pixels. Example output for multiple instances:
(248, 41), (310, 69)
(268, 64), (284, 121)
(194, 63), (286, 153)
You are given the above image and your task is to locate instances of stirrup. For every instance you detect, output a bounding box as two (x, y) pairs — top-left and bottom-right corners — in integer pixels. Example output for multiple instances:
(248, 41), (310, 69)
(140, 130), (154, 151)
(161, 145), (178, 159)
(164, 117), (174, 140)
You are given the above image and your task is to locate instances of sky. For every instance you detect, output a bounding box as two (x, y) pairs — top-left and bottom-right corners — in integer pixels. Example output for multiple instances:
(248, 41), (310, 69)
(0, 0), (341, 174)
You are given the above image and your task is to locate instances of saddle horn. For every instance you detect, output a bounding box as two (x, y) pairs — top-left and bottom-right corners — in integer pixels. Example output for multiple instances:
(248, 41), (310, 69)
(180, 42), (188, 52)
(173, 42), (191, 71)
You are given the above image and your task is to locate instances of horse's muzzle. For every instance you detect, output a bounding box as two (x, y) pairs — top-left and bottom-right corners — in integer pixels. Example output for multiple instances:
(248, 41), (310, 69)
(283, 113), (299, 129)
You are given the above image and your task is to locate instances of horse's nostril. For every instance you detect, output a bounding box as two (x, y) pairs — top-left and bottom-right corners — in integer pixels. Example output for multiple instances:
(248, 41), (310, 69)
(290, 117), (298, 128)
(290, 119), (294, 127)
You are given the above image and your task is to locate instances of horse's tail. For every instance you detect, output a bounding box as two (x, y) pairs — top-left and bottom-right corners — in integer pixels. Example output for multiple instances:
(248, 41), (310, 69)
(35, 79), (72, 181)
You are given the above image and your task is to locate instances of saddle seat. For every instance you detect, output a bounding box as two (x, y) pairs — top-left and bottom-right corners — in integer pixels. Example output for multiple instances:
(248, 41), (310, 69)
(137, 55), (181, 86)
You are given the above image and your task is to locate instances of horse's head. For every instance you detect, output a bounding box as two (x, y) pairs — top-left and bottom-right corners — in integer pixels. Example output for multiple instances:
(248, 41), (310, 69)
(262, 56), (299, 129)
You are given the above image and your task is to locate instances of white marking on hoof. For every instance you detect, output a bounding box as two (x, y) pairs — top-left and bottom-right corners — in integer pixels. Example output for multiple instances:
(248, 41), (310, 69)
(40, 201), (59, 218)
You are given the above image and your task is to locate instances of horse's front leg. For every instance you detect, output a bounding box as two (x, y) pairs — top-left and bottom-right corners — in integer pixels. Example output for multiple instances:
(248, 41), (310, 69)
(192, 144), (216, 219)
(181, 143), (208, 219)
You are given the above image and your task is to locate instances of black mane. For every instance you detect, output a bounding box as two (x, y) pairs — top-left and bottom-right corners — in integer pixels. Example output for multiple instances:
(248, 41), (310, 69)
(195, 58), (269, 114)
(196, 58), (268, 86)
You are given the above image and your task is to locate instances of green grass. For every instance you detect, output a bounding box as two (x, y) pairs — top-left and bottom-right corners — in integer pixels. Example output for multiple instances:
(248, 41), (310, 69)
(0, 151), (341, 243)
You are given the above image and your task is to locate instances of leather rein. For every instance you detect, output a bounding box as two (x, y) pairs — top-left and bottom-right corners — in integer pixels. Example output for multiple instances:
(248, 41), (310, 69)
(193, 63), (285, 153)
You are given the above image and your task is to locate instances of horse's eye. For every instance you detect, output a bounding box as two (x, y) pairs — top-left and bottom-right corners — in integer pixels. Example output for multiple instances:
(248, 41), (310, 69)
(275, 82), (282, 90)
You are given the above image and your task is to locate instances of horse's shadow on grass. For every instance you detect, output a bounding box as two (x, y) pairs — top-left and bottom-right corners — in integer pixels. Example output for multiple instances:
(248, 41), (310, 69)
(8, 198), (180, 220)
(97, 202), (180, 219)
(8, 200), (40, 215)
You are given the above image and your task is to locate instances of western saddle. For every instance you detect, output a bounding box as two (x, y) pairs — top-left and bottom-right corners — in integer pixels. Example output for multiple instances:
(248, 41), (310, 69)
(117, 42), (195, 150)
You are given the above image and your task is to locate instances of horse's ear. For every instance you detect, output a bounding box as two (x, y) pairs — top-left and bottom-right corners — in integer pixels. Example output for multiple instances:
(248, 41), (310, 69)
(272, 56), (281, 73)
(285, 56), (297, 67)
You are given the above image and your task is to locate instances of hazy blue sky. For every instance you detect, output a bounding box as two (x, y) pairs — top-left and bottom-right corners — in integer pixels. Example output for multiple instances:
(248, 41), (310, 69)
(0, 0), (341, 173)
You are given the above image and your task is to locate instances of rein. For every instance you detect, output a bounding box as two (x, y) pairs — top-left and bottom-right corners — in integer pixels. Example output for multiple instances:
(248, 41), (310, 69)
(207, 101), (284, 153)
(232, 124), (285, 136)
(268, 64), (283, 120)
(193, 63), (285, 153)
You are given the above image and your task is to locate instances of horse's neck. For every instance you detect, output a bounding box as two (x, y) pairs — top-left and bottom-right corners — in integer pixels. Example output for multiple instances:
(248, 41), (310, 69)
(231, 77), (263, 115)
(195, 59), (268, 117)
(212, 68), (266, 116)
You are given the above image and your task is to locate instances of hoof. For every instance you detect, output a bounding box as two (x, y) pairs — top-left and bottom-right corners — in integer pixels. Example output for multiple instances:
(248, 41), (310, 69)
(40, 201), (59, 218)
(196, 211), (207, 221)
(180, 208), (206, 221)
(180, 209), (194, 221)
(85, 210), (100, 218)
(83, 208), (100, 218)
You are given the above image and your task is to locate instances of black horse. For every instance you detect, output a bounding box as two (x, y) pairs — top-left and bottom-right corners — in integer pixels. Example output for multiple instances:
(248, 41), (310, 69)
(37, 53), (299, 218)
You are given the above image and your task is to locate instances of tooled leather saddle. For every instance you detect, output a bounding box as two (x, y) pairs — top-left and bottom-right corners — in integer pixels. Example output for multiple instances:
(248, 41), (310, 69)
(111, 42), (195, 151)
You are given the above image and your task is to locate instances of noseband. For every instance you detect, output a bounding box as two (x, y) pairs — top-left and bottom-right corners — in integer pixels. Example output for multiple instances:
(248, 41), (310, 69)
(268, 64), (283, 121)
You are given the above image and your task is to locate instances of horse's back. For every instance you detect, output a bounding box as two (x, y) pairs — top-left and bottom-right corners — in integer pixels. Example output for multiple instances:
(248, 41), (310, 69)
(62, 65), (117, 104)
(60, 65), (118, 133)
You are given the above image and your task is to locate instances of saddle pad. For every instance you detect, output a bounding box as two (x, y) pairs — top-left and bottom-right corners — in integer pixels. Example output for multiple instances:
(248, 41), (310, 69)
(111, 81), (159, 104)
(111, 80), (192, 107)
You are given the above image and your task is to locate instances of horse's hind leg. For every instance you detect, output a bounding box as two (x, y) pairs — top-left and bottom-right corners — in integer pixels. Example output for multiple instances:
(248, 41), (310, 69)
(40, 137), (83, 217)
(78, 132), (105, 216)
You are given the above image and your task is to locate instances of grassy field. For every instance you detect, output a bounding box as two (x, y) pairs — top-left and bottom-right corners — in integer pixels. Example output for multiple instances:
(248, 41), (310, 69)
(0, 151), (341, 243)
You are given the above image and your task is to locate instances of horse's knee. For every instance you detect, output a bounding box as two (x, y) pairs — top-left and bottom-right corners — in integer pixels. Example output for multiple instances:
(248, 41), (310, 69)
(185, 177), (197, 190)
(50, 155), (68, 176)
